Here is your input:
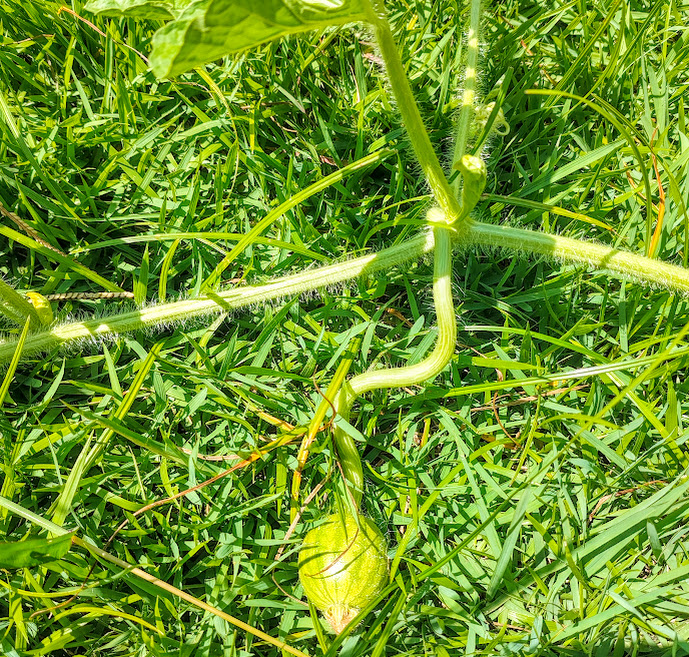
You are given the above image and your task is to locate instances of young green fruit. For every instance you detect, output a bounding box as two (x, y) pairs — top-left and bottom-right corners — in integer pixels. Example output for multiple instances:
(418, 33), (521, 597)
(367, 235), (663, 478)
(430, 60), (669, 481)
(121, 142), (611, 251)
(298, 513), (388, 634)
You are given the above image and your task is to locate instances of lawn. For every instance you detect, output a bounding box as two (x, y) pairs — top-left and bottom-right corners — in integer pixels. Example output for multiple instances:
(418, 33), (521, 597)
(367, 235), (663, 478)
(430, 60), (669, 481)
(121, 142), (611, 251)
(2, 0), (689, 655)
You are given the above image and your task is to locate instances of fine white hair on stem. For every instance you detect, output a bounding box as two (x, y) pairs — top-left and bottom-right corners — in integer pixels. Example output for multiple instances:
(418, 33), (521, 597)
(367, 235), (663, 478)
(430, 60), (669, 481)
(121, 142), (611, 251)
(0, 232), (437, 365)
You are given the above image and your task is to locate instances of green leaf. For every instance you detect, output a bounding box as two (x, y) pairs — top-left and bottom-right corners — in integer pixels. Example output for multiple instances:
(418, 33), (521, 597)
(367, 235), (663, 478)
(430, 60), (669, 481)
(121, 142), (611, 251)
(0, 317), (31, 409)
(133, 244), (150, 306)
(150, 0), (366, 78)
(84, 0), (192, 20)
(0, 533), (74, 569)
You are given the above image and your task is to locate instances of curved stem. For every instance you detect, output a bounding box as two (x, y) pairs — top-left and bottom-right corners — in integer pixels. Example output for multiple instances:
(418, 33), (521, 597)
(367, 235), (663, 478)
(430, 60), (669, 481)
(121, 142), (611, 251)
(332, 226), (456, 506)
(351, 227), (456, 395)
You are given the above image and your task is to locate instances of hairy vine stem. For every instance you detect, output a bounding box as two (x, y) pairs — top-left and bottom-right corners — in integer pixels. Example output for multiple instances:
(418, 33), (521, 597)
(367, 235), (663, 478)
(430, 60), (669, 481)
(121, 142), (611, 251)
(362, 0), (462, 223)
(5, 225), (689, 369)
(0, 232), (436, 365)
(465, 222), (689, 291)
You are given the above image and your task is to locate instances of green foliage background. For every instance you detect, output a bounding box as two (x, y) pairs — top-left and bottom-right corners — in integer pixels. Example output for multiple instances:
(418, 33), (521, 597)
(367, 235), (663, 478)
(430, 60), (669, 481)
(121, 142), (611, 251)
(2, 0), (689, 655)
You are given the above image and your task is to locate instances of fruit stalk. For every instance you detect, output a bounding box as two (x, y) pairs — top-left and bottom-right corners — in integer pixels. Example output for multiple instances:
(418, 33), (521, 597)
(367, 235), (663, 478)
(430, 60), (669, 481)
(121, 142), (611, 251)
(332, 225), (456, 505)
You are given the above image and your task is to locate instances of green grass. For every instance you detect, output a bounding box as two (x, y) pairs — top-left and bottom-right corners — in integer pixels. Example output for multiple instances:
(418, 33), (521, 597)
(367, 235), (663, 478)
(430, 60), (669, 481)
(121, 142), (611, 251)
(2, 0), (689, 655)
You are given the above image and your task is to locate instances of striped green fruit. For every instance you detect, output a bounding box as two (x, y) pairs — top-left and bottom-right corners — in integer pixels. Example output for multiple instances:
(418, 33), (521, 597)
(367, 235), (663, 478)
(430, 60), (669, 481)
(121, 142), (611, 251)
(298, 513), (388, 634)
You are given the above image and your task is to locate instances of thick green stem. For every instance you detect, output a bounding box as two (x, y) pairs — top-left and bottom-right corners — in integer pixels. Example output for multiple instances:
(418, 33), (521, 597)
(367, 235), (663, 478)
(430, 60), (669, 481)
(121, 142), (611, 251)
(6, 220), (689, 366)
(351, 227), (455, 395)
(363, 2), (462, 222)
(0, 232), (436, 365)
(464, 221), (689, 292)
